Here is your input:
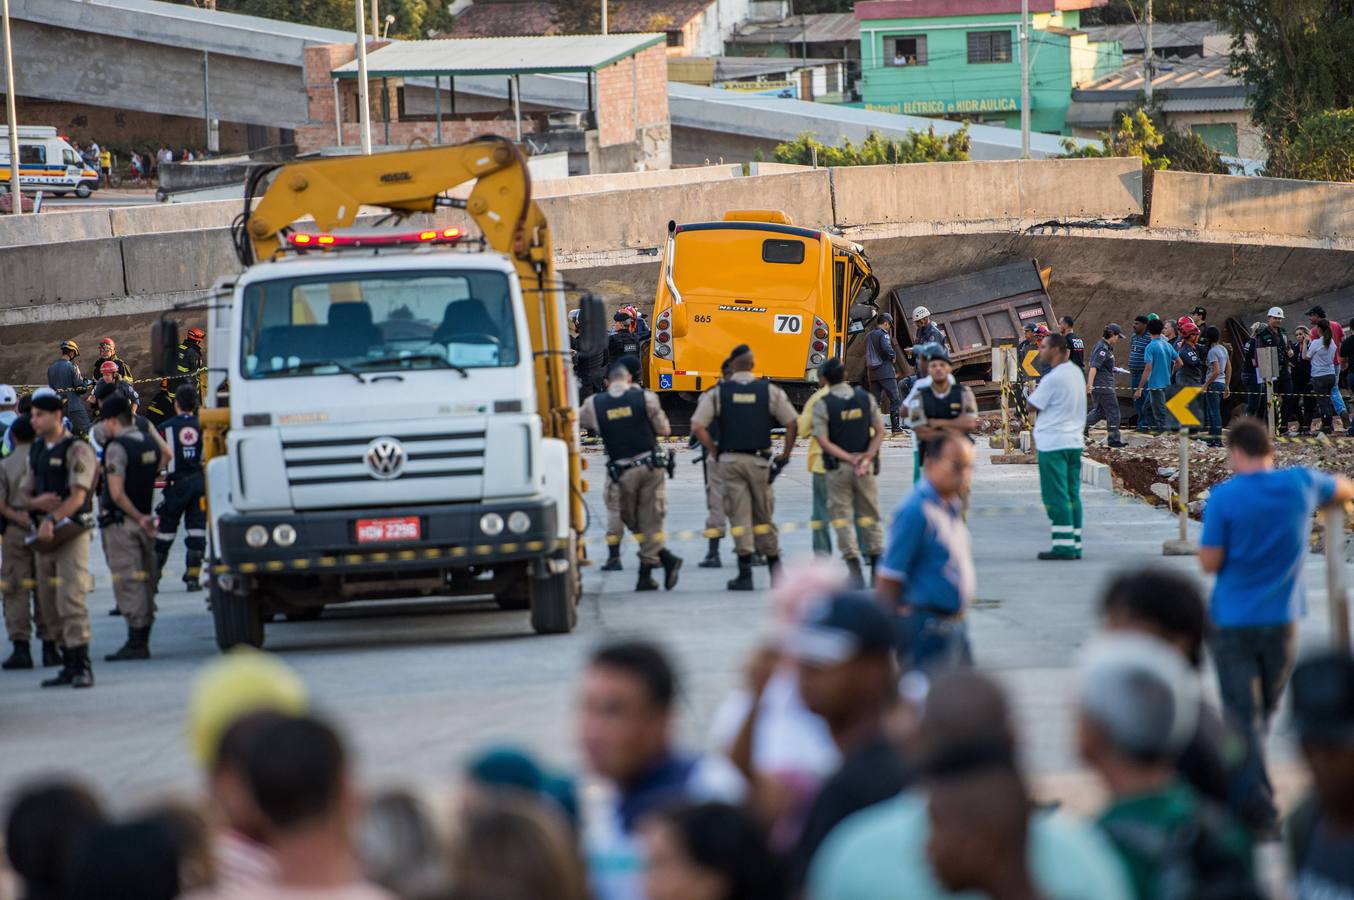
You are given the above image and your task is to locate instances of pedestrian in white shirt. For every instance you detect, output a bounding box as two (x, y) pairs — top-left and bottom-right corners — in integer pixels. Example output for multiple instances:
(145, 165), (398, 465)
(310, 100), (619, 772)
(1027, 333), (1087, 560)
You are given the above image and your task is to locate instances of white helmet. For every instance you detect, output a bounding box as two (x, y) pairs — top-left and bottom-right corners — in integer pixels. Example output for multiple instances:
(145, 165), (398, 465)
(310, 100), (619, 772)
(1266, 306), (1285, 319)
(913, 306), (931, 321)
(0, 384), (15, 406)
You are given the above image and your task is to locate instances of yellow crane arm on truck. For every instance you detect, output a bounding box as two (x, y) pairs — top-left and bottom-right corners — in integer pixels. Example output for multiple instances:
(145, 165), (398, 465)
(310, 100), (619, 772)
(196, 137), (584, 538)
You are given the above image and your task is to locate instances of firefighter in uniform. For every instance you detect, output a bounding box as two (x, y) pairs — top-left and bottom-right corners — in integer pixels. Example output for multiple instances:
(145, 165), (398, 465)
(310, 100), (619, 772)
(173, 327), (207, 399)
(693, 360), (733, 568)
(143, 379), (175, 428)
(47, 340), (92, 437)
(599, 355), (642, 571)
(96, 395), (165, 661)
(0, 416), (57, 670)
(579, 361), (682, 591)
(24, 388), (98, 689)
(811, 358), (885, 588)
(96, 337), (134, 382)
(690, 345), (798, 592)
(156, 385), (207, 591)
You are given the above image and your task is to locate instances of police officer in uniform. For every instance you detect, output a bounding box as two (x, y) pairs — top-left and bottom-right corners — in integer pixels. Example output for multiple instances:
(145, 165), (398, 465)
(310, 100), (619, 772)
(579, 362), (682, 591)
(690, 345), (798, 592)
(1085, 323), (1127, 447)
(904, 345), (978, 482)
(607, 310), (644, 368)
(811, 358), (885, 588)
(156, 385), (207, 591)
(96, 337), (134, 382)
(598, 355), (642, 571)
(0, 416), (56, 670)
(1059, 316), (1085, 369)
(693, 359), (733, 568)
(96, 395), (164, 661)
(47, 340), (92, 437)
(24, 388), (98, 689)
(912, 306), (947, 351)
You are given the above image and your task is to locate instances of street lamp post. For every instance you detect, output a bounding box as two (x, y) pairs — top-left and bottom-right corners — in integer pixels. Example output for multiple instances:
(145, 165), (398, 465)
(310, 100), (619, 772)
(355, 0), (373, 154)
(1019, 0), (1030, 158)
(3, 0), (22, 214)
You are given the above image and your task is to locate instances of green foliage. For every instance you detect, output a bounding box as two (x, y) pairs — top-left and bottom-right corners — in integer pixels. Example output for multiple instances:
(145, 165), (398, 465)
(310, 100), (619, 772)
(1083, 0), (1215, 24)
(1266, 108), (1354, 182)
(770, 128), (970, 167)
(548, 0), (607, 34)
(1059, 109), (1170, 170)
(1210, 0), (1354, 153)
(1158, 128), (1230, 174)
(169, 0), (454, 37)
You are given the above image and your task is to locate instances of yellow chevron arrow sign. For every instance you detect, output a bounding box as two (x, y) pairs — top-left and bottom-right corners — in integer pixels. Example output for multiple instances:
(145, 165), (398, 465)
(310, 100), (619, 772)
(1166, 386), (1202, 427)
(1022, 349), (1041, 378)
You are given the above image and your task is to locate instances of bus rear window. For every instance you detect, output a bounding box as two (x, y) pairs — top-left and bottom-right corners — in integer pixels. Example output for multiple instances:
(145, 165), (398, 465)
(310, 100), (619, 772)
(762, 239), (805, 265)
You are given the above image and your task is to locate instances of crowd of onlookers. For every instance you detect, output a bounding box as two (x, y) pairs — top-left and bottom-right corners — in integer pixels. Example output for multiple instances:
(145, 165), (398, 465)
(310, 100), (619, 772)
(74, 139), (210, 186)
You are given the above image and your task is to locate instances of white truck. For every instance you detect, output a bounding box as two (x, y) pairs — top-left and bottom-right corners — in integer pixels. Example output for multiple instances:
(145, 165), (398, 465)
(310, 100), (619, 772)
(153, 138), (599, 649)
(0, 126), (100, 198)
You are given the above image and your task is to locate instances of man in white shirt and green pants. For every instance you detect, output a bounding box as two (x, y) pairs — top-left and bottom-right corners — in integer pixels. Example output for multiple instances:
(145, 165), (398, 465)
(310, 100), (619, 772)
(1027, 333), (1087, 560)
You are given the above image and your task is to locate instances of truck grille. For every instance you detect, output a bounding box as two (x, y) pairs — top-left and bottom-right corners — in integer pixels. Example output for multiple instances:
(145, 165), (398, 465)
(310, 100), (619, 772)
(281, 430), (486, 487)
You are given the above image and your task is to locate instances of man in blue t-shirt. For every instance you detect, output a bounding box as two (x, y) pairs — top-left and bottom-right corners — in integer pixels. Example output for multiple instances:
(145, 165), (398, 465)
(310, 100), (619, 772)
(1134, 318), (1179, 432)
(1200, 418), (1354, 830)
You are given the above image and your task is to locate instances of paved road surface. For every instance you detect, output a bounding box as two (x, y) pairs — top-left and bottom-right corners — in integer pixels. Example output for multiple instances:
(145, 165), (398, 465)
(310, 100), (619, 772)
(0, 439), (1336, 812)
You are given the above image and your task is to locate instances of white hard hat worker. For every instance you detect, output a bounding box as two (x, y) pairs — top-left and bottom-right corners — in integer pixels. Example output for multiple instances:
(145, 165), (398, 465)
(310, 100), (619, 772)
(0, 385), (16, 407)
(913, 306), (931, 322)
(1266, 306), (1285, 320)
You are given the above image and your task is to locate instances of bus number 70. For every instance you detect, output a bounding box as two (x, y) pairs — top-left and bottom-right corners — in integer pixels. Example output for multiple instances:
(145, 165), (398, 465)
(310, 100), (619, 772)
(774, 315), (802, 334)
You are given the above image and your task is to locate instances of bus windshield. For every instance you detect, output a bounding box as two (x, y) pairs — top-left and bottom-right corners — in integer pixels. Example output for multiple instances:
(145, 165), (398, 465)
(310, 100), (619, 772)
(240, 270), (519, 379)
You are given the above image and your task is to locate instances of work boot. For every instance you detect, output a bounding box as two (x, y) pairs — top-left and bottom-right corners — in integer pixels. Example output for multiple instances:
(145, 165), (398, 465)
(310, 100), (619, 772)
(751, 553), (767, 568)
(727, 555), (755, 591)
(40, 648), (74, 688)
(765, 555), (782, 581)
(845, 557), (866, 589)
(108, 606), (122, 616)
(635, 564), (659, 592)
(2, 641), (32, 670)
(184, 579), (202, 593)
(70, 645), (94, 689)
(1036, 550), (1078, 561)
(41, 640), (62, 667)
(698, 537), (722, 568)
(869, 555), (881, 586)
(659, 549), (683, 590)
(105, 625), (151, 662)
(601, 544), (623, 572)
(1107, 438), (1127, 448)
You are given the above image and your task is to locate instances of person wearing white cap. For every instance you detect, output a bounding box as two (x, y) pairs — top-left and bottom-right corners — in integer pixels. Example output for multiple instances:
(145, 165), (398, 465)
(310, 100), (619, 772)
(911, 306), (947, 352)
(0, 384), (17, 457)
(1254, 306), (1295, 427)
(1078, 633), (1260, 900)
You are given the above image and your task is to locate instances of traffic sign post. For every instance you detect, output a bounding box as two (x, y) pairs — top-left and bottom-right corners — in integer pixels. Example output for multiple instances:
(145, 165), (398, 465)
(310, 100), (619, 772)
(1163, 386), (1202, 556)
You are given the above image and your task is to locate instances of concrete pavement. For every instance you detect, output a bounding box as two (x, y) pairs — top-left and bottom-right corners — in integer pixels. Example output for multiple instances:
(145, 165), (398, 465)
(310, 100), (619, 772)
(0, 438), (1336, 812)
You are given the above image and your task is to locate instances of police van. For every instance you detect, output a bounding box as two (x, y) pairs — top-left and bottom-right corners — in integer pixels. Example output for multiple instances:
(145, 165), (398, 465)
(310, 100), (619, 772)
(0, 126), (100, 198)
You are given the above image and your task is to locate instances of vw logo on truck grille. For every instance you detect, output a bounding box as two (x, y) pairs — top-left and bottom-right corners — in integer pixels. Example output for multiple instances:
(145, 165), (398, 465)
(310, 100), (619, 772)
(365, 437), (407, 480)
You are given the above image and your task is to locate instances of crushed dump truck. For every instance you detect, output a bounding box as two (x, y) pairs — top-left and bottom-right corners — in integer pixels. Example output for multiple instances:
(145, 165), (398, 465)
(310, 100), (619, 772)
(151, 138), (603, 650)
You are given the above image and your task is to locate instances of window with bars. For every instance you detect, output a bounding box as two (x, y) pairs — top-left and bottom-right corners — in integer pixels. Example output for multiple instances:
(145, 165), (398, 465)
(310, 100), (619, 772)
(885, 34), (927, 67)
(967, 30), (1013, 64)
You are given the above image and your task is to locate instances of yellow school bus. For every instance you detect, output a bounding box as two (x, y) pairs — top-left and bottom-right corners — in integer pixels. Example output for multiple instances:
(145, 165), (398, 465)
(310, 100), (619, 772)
(646, 210), (876, 421)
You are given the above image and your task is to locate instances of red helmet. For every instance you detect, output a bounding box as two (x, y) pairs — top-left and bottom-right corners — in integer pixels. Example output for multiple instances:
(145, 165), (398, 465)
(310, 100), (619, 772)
(99, 360), (119, 375)
(1034, 324), (1050, 337)
(186, 327), (205, 342)
(98, 336), (115, 351)
(1179, 321), (1200, 338)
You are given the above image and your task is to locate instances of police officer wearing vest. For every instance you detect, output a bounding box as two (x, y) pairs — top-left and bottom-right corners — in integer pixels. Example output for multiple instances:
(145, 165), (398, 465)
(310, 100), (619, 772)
(96, 395), (166, 661)
(579, 361), (683, 591)
(156, 385), (207, 591)
(811, 358), (886, 588)
(0, 416), (56, 670)
(598, 355), (643, 572)
(904, 344), (978, 482)
(23, 388), (98, 689)
(690, 345), (798, 592)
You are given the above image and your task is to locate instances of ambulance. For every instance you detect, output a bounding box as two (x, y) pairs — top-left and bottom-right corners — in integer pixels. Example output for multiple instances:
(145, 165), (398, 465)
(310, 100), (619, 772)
(0, 126), (100, 198)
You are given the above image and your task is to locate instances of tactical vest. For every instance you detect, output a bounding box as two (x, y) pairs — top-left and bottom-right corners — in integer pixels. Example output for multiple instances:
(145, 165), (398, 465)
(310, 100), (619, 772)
(28, 436), (93, 516)
(100, 431), (160, 520)
(921, 379), (967, 422)
(824, 388), (872, 454)
(717, 380), (774, 453)
(164, 414), (204, 478)
(594, 389), (657, 461)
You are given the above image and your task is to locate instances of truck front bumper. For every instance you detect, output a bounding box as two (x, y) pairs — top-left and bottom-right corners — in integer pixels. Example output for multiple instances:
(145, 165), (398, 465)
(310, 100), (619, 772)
(215, 498), (559, 573)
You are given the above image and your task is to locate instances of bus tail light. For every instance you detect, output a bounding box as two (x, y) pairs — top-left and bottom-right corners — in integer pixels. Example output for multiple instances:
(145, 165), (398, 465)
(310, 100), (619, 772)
(807, 316), (829, 367)
(654, 309), (673, 359)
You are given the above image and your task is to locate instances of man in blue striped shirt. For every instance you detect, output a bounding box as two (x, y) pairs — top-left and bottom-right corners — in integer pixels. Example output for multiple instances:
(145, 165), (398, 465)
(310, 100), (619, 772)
(1128, 314), (1155, 431)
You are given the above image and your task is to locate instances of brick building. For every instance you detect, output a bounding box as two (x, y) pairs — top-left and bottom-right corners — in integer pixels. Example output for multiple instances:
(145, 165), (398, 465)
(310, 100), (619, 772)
(299, 34), (672, 173)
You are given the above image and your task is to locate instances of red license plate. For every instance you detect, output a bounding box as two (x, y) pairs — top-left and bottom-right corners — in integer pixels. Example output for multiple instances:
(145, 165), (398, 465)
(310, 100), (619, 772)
(355, 516), (421, 543)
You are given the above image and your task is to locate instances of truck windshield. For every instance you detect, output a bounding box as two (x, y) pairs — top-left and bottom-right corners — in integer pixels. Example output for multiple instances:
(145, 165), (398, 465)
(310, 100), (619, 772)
(239, 270), (519, 379)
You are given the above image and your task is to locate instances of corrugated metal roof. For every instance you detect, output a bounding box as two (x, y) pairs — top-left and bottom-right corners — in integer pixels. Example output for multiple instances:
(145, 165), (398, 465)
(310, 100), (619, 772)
(1158, 96), (1248, 113)
(1083, 21), (1222, 53)
(728, 12), (859, 45)
(447, 0), (714, 39)
(713, 56), (841, 79)
(333, 33), (665, 78)
(1071, 54), (1245, 100)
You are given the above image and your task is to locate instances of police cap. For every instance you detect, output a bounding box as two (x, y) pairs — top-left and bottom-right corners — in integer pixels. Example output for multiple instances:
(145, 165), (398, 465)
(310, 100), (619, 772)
(29, 388), (63, 413)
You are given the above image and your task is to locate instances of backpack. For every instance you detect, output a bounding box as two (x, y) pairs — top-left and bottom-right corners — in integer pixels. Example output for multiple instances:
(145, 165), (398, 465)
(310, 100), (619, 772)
(1102, 798), (1263, 900)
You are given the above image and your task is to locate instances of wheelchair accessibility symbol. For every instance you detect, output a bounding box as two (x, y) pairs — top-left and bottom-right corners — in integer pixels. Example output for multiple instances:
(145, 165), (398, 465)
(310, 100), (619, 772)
(659, 373), (673, 389)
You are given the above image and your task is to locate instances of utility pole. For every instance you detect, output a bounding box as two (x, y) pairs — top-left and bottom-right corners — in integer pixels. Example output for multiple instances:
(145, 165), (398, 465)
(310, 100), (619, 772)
(2, 0), (20, 214)
(1143, 0), (1154, 105)
(356, 0), (373, 153)
(1019, 0), (1030, 158)
(371, 0), (380, 45)
(601, 0), (607, 34)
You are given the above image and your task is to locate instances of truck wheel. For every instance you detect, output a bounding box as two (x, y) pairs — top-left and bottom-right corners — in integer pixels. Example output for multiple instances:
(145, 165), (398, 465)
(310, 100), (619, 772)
(75, 183), (92, 199)
(529, 570), (575, 633)
(211, 575), (265, 650)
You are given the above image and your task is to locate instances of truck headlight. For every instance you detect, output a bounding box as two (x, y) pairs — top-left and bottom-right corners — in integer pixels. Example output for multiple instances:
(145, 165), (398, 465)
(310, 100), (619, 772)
(272, 523), (297, 547)
(507, 511), (531, 534)
(245, 525), (269, 548)
(479, 512), (505, 536)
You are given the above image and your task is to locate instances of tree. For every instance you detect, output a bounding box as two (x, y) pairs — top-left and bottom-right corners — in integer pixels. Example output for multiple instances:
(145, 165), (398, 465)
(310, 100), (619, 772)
(1266, 108), (1354, 182)
(1083, 0), (1214, 25)
(1210, 0), (1354, 154)
(1060, 109), (1170, 170)
(1158, 127), (1229, 174)
(171, 0), (454, 36)
(548, 0), (607, 33)
(771, 128), (970, 167)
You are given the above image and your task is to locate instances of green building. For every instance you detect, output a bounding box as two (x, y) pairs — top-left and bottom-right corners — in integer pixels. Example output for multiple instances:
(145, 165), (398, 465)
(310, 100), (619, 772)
(855, 0), (1122, 134)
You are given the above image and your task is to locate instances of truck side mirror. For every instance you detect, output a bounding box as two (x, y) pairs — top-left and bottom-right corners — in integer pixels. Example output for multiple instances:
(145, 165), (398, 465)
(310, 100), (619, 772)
(151, 319), (179, 377)
(576, 293), (607, 357)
